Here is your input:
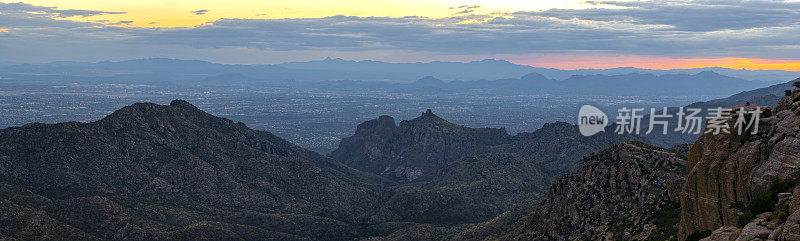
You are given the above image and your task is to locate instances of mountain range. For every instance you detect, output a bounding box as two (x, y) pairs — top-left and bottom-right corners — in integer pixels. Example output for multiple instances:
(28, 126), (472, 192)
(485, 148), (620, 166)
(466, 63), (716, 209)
(396, 71), (769, 96)
(3, 74), (800, 240)
(0, 99), (638, 239)
(1, 58), (781, 100)
(0, 100), (386, 240)
(2, 58), (795, 84)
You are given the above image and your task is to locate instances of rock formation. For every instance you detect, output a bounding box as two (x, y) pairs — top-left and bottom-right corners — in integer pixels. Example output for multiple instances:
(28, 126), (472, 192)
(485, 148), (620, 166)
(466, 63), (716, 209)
(679, 88), (800, 239)
(330, 109), (511, 182)
(449, 142), (686, 241)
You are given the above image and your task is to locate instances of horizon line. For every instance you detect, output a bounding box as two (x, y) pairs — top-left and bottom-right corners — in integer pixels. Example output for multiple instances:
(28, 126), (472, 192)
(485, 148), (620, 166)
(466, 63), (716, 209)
(6, 57), (800, 72)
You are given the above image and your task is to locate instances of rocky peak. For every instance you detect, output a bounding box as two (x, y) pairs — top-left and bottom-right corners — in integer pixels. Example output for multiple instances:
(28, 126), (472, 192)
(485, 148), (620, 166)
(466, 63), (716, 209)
(331, 111), (511, 182)
(695, 70), (722, 77)
(169, 99), (195, 108)
(775, 81), (800, 113)
(520, 72), (549, 82)
(101, 100), (208, 124)
(399, 109), (451, 127)
(413, 76), (445, 86)
(353, 115), (396, 136)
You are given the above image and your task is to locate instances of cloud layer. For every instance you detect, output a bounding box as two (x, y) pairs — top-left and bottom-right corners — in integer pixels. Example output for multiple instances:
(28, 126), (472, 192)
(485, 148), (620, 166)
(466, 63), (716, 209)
(1, 1), (799, 63)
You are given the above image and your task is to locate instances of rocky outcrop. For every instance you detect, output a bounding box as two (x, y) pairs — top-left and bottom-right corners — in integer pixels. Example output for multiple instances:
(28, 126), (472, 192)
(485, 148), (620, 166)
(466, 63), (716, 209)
(702, 226), (740, 241)
(330, 109), (511, 182)
(699, 186), (800, 241)
(332, 112), (643, 183)
(332, 113), (641, 224)
(678, 89), (800, 239)
(450, 142), (686, 241)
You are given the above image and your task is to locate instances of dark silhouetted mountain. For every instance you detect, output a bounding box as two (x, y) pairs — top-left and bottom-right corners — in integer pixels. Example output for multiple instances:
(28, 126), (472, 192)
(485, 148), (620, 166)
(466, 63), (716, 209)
(0, 99), (644, 240)
(331, 113), (642, 224)
(412, 76), (446, 87)
(330, 109), (511, 182)
(0, 100), (388, 240)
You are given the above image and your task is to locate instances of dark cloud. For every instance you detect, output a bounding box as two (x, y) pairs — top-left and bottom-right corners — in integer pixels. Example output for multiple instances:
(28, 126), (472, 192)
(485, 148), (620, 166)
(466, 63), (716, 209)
(0, 2), (124, 17)
(2, 1), (800, 62)
(191, 9), (209, 15)
(453, 5), (481, 15)
(524, 0), (800, 32)
(109, 21), (134, 25)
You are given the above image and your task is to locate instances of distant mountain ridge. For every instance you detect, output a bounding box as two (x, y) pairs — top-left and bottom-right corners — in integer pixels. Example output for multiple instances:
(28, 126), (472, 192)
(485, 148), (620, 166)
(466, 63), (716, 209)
(1, 58), (794, 83)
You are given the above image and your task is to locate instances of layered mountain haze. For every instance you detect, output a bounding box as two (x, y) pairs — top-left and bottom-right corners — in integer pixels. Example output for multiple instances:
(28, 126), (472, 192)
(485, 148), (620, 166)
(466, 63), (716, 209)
(3, 64), (799, 240)
(392, 71), (767, 96)
(8, 0), (800, 239)
(2, 58), (788, 153)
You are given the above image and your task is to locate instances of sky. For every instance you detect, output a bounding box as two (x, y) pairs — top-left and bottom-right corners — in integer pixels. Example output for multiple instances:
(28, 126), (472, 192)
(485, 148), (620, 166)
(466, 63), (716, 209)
(1, 0), (800, 70)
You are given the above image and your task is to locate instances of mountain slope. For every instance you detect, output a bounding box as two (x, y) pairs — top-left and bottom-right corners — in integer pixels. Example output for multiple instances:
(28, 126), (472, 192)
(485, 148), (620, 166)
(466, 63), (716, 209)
(448, 142), (686, 241)
(330, 110), (511, 182)
(332, 113), (641, 224)
(0, 100), (384, 240)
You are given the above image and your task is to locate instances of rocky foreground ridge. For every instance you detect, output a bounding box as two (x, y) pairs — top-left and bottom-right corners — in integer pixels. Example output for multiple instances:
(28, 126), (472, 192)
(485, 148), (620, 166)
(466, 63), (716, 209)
(496, 142), (686, 240)
(386, 142), (687, 241)
(679, 86), (800, 240)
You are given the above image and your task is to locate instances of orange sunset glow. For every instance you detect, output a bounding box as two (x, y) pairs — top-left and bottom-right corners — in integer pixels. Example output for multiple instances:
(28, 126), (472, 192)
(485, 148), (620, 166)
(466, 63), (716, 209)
(515, 56), (800, 71)
(1, 0), (799, 72)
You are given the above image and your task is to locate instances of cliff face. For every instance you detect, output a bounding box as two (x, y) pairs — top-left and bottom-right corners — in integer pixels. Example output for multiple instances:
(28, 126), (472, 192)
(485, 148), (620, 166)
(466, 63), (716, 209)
(449, 142), (686, 241)
(679, 91), (800, 239)
(330, 109), (512, 182)
(512, 142), (686, 240)
(332, 113), (641, 224)
(368, 122), (642, 224)
(331, 111), (643, 183)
